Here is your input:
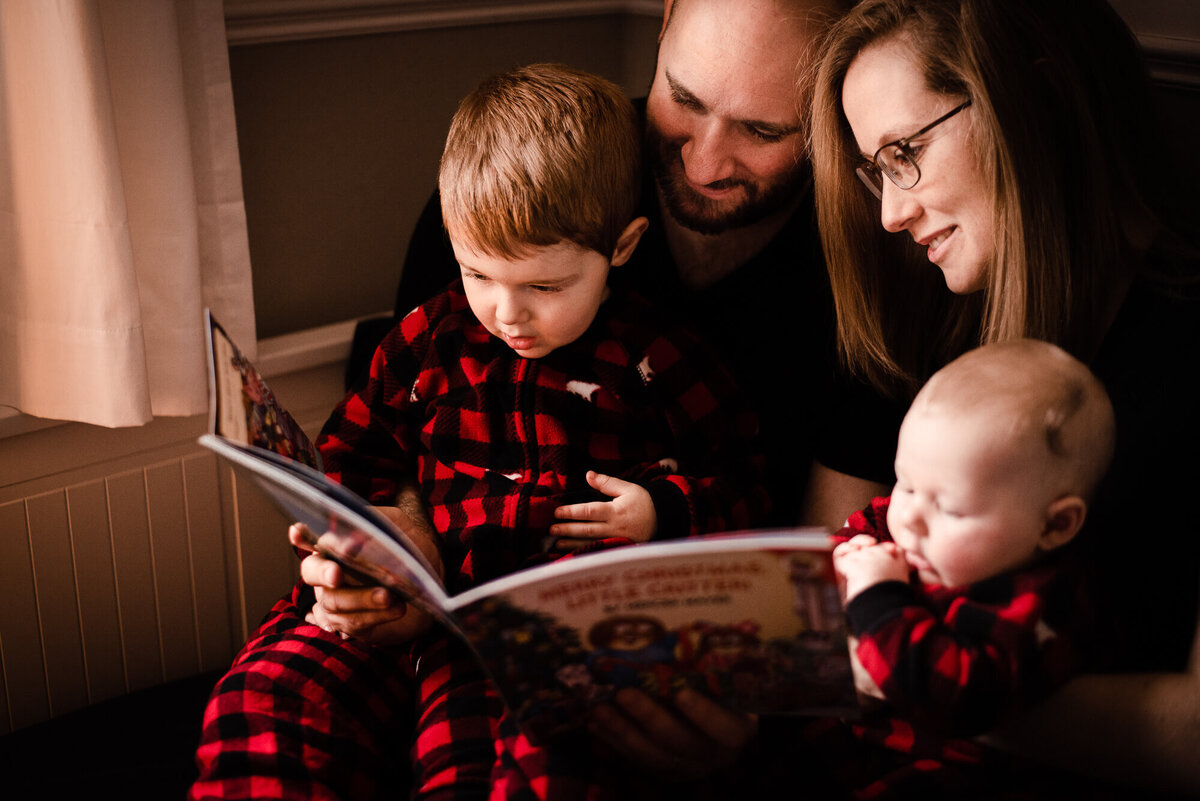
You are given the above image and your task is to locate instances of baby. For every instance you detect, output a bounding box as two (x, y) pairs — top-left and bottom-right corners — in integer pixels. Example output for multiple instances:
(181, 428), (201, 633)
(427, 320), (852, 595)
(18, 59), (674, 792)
(834, 338), (1115, 734)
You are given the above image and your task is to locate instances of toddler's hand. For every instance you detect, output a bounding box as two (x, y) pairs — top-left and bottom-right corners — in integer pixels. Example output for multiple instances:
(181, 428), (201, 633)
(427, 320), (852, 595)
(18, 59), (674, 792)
(549, 471), (657, 550)
(833, 535), (909, 602)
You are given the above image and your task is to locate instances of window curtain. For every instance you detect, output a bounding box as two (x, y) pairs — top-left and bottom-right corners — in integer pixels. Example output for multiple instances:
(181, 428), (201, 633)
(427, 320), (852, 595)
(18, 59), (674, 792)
(0, 0), (255, 428)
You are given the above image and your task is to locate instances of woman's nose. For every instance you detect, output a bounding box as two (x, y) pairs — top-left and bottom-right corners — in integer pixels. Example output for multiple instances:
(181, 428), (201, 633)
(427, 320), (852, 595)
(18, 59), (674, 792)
(879, 180), (921, 233)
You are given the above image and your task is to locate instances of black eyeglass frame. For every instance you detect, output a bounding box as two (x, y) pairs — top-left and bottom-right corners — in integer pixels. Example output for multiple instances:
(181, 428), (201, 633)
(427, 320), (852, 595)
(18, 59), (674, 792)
(855, 99), (972, 199)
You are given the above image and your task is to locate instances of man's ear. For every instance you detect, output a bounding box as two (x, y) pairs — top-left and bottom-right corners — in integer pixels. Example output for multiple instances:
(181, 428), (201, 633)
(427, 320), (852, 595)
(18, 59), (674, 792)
(1039, 496), (1087, 552)
(610, 217), (650, 267)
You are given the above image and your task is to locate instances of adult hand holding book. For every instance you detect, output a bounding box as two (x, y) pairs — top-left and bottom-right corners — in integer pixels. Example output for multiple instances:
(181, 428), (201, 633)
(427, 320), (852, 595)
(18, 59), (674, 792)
(292, 502), (442, 645)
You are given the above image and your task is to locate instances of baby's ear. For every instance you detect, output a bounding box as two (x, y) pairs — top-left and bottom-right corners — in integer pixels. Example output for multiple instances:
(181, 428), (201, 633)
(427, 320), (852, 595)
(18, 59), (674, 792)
(1039, 496), (1087, 552)
(610, 217), (649, 267)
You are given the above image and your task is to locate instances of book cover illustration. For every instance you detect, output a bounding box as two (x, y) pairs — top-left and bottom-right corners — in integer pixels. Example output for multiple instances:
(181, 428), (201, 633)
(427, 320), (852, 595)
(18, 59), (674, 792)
(448, 534), (856, 743)
(207, 313), (320, 469)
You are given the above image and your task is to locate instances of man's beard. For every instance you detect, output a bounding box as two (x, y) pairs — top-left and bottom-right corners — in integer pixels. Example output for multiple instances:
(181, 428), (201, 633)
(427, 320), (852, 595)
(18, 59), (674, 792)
(647, 128), (806, 236)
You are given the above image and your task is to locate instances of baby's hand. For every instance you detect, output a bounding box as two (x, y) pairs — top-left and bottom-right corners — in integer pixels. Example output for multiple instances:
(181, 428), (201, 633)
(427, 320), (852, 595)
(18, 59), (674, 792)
(550, 471), (657, 551)
(833, 535), (909, 602)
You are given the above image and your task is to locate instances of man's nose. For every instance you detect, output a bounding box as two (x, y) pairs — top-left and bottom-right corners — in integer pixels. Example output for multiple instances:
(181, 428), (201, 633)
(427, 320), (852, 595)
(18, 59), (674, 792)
(680, 120), (737, 186)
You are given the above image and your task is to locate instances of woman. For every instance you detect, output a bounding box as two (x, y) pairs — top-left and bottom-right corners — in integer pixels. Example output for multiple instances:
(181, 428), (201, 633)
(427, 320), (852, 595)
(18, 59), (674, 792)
(808, 0), (1200, 791)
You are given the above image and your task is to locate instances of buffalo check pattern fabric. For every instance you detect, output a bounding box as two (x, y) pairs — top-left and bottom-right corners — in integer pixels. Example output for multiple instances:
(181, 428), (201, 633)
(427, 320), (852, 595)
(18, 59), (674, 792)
(191, 585), (505, 801)
(319, 280), (770, 592)
(191, 586), (416, 801)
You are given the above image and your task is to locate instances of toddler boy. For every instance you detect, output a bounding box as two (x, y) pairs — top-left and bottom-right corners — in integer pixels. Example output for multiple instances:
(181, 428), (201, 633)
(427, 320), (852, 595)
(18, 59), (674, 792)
(321, 61), (767, 593)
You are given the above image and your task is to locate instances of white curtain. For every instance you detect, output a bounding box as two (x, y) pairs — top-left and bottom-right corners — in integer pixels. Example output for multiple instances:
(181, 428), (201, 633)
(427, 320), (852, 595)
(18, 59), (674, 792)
(0, 0), (256, 428)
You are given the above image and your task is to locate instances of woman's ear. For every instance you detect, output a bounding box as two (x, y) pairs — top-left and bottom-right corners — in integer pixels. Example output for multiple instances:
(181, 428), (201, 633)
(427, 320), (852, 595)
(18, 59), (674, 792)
(610, 217), (650, 267)
(1039, 496), (1087, 552)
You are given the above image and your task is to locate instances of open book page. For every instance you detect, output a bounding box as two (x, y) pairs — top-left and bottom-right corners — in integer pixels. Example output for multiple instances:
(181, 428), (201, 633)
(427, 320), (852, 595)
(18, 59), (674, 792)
(199, 433), (451, 620)
(445, 532), (857, 743)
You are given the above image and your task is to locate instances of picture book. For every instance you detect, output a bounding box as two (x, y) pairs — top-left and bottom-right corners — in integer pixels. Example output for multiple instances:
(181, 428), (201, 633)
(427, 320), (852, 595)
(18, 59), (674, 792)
(199, 311), (858, 743)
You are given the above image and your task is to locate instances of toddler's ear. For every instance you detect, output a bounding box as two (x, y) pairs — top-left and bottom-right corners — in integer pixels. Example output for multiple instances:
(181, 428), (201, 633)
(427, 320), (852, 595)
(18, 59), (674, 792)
(1039, 496), (1087, 551)
(610, 217), (649, 267)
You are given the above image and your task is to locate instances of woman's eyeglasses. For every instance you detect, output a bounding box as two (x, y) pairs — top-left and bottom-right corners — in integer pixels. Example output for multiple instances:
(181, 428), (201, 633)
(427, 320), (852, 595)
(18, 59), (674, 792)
(856, 100), (972, 199)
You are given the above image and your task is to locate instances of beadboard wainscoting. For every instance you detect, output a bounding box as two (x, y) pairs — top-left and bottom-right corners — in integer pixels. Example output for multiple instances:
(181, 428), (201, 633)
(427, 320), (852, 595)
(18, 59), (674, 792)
(0, 323), (353, 734)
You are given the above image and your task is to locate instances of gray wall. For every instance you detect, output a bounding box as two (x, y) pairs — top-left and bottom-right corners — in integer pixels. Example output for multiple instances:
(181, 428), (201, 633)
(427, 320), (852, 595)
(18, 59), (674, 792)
(229, 14), (661, 339)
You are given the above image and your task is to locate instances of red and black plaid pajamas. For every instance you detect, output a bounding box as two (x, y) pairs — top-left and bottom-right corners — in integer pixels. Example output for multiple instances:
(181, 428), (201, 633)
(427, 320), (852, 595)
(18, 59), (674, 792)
(191, 582), (503, 801)
(811, 496), (1098, 800)
(319, 280), (769, 590)
(192, 281), (769, 800)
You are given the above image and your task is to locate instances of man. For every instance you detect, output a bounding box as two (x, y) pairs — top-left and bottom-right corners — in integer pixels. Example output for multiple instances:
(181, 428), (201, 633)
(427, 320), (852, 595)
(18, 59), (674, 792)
(192, 2), (850, 799)
(392, 0), (848, 529)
